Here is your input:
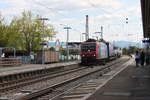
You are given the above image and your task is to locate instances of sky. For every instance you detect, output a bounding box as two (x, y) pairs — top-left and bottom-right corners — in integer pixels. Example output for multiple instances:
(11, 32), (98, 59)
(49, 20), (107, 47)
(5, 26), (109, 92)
(0, 0), (143, 43)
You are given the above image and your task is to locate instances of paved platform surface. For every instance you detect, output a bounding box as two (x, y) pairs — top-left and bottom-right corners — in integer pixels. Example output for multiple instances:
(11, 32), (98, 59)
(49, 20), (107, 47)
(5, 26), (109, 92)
(0, 61), (79, 77)
(87, 60), (150, 100)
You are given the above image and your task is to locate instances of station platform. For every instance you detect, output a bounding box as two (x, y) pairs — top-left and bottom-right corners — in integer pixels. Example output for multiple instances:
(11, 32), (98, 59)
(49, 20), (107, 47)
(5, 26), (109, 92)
(87, 60), (150, 100)
(0, 61), (79, 77)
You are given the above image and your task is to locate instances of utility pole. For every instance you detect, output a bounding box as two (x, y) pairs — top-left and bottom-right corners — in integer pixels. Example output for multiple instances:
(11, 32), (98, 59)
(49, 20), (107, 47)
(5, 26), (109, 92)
(85, 15), (89, 41)
(64, 26), (71, 61)
(38, 18), (49, 64)
(101, 26), (103, 39)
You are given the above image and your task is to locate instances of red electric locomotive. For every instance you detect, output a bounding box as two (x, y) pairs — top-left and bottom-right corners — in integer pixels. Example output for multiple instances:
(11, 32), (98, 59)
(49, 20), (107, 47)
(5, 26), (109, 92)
(80, 39), (114, 65)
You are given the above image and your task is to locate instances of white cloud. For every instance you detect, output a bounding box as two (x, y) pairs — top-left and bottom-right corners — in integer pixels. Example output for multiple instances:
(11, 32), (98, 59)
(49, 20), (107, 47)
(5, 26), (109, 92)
(0, 0), (143, 42)
(96, 13), (123, 20)
(1, 0), (123, 17)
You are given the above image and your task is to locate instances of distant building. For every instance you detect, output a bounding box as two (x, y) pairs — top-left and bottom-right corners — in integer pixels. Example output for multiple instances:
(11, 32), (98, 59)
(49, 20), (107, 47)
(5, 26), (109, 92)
(47, 42), (81, 50)
(68, 42), (81, 51)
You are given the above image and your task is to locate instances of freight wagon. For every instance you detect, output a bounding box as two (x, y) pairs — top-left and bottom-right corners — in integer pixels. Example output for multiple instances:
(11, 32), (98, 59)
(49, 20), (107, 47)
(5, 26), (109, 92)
(35, 50), (59, 64)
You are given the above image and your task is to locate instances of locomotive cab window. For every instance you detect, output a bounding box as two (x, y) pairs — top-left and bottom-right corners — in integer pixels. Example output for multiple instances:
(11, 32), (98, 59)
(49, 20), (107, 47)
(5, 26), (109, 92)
(81, 43), (96, 52)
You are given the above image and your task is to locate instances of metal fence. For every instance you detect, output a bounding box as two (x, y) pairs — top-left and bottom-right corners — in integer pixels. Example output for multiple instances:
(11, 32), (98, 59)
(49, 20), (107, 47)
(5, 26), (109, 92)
(0, 48), (81, 65)
(18, 56), (31, 64)
(0, 57), (21, 66)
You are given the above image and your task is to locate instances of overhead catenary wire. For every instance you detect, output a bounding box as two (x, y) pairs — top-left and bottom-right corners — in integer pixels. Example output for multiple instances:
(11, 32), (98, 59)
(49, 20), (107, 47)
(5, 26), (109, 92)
(87, 0), (113, 14)
(31, 0), (64, 14)
(31, 0), (83, 31)
(30, 0), (84, 42)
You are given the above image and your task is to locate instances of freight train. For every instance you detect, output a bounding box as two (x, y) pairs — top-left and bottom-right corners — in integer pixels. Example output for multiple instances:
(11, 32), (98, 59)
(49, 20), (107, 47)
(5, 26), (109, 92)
(80, 39), (120, 65)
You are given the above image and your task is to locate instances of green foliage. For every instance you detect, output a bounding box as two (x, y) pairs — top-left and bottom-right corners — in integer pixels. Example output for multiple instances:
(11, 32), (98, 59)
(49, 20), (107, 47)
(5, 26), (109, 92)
(128, 46), (137, 54)
(49, 47), (55, 51)
(98, 38), (107, 43)
(60, 49), (67, 56)
(0, 11), (56, 54)
(0, 15), (8, 47)
(60, 49), (80, 56)
(122, 46), (139, 55)
(122, 48), (128, 55)
(114, 46), (119, 49)
(69, 49), (80, 55)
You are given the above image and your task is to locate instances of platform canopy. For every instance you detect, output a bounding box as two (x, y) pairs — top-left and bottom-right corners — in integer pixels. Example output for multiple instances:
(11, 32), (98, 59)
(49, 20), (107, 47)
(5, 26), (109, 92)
(141, 0), (150, 38)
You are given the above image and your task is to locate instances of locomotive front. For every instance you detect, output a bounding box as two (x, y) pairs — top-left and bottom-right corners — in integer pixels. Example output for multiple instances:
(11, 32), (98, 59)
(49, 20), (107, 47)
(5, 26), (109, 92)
(80, 42), (97, 64)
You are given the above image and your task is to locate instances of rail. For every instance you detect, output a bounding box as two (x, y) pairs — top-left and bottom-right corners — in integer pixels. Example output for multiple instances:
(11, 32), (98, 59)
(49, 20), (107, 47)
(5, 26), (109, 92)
(0, 64), (82, 92)
(16, 58), (129, 100)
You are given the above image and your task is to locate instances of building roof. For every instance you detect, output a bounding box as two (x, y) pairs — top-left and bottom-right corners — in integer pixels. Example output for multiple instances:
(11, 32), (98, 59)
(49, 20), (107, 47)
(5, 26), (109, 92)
(141, 0), (150, 38)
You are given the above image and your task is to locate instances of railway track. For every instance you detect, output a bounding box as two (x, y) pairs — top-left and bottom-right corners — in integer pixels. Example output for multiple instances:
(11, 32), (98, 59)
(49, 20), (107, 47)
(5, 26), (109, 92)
(14, 57), (129, 100)
(0, 64), (83, 93)
(51, 59), (133, 100)
(1, 63), (98, 99)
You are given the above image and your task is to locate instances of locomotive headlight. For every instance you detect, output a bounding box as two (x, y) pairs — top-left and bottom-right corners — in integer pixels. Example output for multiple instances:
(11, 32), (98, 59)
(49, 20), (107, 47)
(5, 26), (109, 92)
(93, 54), (96, 56)
(82, 55), (85, 57)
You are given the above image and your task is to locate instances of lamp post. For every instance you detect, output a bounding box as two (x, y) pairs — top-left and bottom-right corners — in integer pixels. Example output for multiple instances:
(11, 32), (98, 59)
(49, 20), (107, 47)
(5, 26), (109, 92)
(38, 18), (49, 64)
(64, 26), (71, 61)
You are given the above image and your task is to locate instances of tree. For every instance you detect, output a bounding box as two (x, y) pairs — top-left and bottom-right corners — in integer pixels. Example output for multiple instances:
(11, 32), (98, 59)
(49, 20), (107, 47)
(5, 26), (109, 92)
(11, 11), (56, 54)
(49, 47), (55, 51)
(122, 48), (128, 55)
(0, 14), (8, 47)
(69, 49), (80, 55)
(122, 46), (139, 55)
(128, 46), (137, 54)
(5, 22), (21, 49)
(98, 38), (107, 43)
